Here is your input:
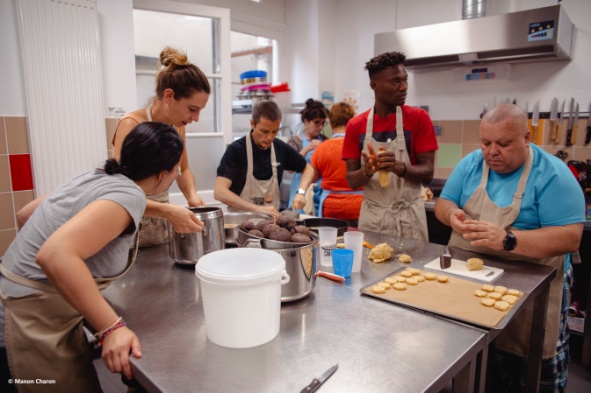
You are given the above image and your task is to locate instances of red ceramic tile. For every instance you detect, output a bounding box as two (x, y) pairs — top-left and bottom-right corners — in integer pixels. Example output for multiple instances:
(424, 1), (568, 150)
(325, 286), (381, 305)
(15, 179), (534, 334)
(9, 154), (34, 191)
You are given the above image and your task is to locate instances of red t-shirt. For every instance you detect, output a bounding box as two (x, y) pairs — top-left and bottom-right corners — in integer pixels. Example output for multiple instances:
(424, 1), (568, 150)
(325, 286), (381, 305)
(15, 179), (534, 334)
(342, 105), (438, 164)
(311, 138), (363, 220)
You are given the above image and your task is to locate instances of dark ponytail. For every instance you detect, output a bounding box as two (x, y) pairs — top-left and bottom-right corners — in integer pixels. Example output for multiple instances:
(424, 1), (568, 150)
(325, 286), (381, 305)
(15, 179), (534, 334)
(103, 122), (184, 181)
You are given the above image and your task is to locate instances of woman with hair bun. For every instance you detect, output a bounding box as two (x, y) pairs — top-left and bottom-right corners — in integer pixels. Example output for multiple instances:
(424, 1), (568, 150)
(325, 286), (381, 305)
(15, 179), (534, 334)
(0, 122), (184, 393)
(112, 46), (210, 247)
(287, 98), (329, 212)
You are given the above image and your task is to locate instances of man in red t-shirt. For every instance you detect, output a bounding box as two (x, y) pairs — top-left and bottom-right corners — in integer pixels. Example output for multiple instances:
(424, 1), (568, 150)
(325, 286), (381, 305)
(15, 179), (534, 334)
(342, 51), (438, 240)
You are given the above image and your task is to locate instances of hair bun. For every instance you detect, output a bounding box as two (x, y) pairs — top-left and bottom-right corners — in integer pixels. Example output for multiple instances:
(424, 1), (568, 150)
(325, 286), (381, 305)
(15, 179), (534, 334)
(160, 46), (189, 69)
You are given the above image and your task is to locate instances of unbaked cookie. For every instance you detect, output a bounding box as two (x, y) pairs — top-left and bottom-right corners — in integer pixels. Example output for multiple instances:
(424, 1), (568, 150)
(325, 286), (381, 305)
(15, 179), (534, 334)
(372, 286), (385, 294)
(507, 289), (521, 297)
(482, 284), (494, 292)
(407, 267), (421, 275)
(487, 292), (502, 300)
(466, 257), (484, 271)
(424, 273), (436, 281)
(494, 300), (510, 312)
(406, 278), (418, 285)
(393, 283), (406, 291)
(378, 282), (391, 289)
(494, 286), (508, 295)
(474, 289), (487, 297)
(395, 276), (406, 283)
(501, 295), (518, 305)
(437, 275), (448, 283)
(398, 254), (412, 263)
(385, 277), (397, 285)
(401, 270), (413, 278)
(481, 298), (495, 307)
(415, 276), (425, 282)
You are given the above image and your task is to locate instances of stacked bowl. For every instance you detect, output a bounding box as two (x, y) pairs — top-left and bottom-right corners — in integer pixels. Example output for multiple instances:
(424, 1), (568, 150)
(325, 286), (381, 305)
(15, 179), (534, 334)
(237, 70), (274, 101)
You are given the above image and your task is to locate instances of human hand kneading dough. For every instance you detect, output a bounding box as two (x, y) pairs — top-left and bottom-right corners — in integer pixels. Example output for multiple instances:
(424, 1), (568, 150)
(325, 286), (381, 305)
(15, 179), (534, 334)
(461, 219), (506, 250)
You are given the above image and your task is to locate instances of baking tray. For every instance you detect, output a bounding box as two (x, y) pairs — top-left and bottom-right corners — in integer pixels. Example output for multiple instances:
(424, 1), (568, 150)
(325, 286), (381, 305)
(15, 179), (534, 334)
(360, 267), (525, 329)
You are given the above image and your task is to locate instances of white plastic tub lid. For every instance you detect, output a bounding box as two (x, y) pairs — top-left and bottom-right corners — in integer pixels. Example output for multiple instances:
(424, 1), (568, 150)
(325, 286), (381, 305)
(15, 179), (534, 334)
(195, 248), (285, 285)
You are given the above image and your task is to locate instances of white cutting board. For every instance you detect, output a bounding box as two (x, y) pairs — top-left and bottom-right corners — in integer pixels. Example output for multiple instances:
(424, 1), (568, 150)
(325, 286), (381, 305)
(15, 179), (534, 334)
(424, 258), (503, 282)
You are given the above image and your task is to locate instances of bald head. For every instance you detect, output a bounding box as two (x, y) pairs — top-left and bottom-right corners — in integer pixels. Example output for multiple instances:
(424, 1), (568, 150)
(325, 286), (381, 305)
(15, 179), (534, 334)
(481, 103), (528, 137)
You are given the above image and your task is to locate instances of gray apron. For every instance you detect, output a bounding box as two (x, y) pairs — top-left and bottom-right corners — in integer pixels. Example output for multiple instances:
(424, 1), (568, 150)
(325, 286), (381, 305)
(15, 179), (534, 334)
(358, 106), (428, 241)
(139, 103), (170, 247)
(449, 146), (563, 358)
(0, 233), (139, 392)
(228, 131), (281, 212)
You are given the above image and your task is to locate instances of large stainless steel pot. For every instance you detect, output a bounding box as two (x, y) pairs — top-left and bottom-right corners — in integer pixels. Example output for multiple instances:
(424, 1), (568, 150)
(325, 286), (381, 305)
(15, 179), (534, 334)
(237, 228), (318, 302)
(169, 207), (225, 264)
(223, 211), (272, 246)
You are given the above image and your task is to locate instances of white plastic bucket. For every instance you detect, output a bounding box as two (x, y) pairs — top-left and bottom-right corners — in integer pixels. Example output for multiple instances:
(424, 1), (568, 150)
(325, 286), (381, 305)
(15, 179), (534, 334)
(195, 248), (290, 348)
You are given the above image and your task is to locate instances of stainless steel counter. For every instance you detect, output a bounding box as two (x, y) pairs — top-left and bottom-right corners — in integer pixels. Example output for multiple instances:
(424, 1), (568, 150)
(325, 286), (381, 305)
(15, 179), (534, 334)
(102, 245), (488, 393)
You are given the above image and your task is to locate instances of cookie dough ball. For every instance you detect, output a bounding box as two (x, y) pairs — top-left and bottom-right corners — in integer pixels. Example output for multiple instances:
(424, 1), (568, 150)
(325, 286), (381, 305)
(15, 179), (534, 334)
(393, 283), (406, 291)
(474, 289), (487, 297)
(482, 284), (494, 292)
(291, 233), (312, 243)
(437, 275), (448, 283)
(406, 278), (418, 285)
(507, 289), (521, 297)
(466, 257), (484, 271)
(398, 253), (412, 263)
(494, 286), (508, 295)
(372, 285), (386, 294)
(293, 225), (310, 236)
(487, 292), (502, 300)
(424, 273), (436, 281)
(239, 220), (257, 232)
(501, 295), (518, 305)
(256, 219), (275, 232)
(268, 227), (292, 242)
(494, 301), (510, 312)
(247, 229), (265, 238)
(400, 271), (412, 278)
(481, 298), (495, 307)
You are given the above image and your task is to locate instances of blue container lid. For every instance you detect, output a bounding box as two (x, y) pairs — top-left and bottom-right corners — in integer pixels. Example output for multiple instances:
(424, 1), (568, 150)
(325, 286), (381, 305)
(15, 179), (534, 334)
(240, 70), (267, 80)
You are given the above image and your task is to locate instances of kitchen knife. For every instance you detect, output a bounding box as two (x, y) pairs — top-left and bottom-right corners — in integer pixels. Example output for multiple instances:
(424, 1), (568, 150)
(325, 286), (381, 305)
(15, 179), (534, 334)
(586, 101), (591, 145)
(300, 364), (338, 393)
(570, 103), (579, 146)
(531, 101), (540, 143)
(549, 98), (559, 142)
(557, 100), (566, 144)
(566, 98), (575, 147)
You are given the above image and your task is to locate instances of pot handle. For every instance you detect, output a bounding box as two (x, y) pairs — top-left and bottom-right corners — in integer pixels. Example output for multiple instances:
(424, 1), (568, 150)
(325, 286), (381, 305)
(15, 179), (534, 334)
(280, 270), (290, 285)
(237, 238), (263, 248)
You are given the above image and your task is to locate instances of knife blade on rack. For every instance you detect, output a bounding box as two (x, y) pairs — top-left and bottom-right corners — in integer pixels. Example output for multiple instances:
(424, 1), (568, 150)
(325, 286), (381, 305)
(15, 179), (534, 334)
(531, 101), (540, 144)
(570, 103), (579, 146)
(586, 101), (591, 145)
(566, 98), (575, 147)
(549, 98), (559, 142)
(300, 364), (338, 393)
(557, 100), (566, 144)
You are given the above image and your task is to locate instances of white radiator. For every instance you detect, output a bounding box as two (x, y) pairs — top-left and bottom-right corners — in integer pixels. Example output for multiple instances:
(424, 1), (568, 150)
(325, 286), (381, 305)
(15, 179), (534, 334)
(16, 0), (106, 195)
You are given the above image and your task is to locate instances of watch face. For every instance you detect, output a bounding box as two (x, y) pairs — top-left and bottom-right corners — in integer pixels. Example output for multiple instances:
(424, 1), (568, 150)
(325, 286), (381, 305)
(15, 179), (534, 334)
(503, 232), (517, 251)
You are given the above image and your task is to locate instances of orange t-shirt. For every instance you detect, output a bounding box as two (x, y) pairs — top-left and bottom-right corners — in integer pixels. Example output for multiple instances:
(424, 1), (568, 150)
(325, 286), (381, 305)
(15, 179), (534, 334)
(311, 138), (363, 220)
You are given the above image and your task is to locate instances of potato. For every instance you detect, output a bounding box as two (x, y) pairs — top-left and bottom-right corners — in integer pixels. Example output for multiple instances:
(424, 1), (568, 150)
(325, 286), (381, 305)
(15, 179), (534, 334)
(256, 219), (275, 232)
(238, 220), (257, 232)
(276, 215), (296, 229)
(291, 233), (312, 243)
(293, 225), (310, 236)
(262, 224), (281, 238)
(268, 227), (292, 242)
(247, 229), (264, 238)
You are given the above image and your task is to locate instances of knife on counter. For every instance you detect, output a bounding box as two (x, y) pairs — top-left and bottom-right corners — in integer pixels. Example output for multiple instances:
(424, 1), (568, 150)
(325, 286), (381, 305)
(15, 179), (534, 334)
(586, 101), (591, 145)
(566, 98), (575, 147)
(300, 364), (338, 393)
(549, 98), (559, 142)
(570, 103), (579, 146)
(531, 101), (540, 144)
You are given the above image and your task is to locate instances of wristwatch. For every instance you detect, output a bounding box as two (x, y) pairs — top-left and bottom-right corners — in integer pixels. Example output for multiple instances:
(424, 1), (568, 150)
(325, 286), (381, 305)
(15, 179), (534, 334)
(297, 188), (306, 195)
(503, 231), (517, 251)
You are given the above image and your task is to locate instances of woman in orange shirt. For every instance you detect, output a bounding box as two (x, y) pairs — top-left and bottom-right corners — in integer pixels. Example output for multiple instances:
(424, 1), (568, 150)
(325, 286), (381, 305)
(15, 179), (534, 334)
(311, 102), (363, 226)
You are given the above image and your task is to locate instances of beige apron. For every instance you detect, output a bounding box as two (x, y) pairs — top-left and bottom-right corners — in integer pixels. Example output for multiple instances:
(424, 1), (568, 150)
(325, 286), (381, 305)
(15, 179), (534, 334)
(228, 131), (281, 212)
(449, 146), (563, 358)
(0, 233), (139, 392)
(139, 103), (170, 247)
(358, 106), (428, 241)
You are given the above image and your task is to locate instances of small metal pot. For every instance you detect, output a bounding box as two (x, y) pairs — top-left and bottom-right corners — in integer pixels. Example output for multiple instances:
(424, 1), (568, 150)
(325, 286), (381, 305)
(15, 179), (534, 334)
(223, 212), (272, 246)
(169, 207), (225, 264)
(237, 228), (318, 302)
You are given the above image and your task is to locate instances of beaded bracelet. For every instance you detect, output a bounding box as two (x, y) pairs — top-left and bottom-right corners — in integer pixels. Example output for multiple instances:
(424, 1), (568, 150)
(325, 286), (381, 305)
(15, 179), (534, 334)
(96, 320), (127, 346)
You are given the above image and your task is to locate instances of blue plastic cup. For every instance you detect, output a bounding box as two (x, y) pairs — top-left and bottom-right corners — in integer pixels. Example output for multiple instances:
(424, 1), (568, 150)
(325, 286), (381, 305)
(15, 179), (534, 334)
(332, 248), (354, 278)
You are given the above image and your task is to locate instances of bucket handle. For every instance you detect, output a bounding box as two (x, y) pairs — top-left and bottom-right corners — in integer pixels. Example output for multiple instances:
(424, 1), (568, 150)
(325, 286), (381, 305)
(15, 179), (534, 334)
(280, 269), (290, 285)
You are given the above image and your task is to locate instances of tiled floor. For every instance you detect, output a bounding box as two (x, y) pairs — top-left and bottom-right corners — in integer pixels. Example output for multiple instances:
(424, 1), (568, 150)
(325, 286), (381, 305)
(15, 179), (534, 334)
(94, 334), (591, 392)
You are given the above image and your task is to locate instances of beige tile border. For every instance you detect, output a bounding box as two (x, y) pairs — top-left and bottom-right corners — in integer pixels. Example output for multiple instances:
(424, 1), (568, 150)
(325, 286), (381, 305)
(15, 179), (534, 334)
(5, 116), (29, 154)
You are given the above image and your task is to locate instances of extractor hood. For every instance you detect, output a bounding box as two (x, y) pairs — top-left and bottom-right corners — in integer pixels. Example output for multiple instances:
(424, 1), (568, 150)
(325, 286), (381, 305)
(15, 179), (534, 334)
(375, 5), (574, 69)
